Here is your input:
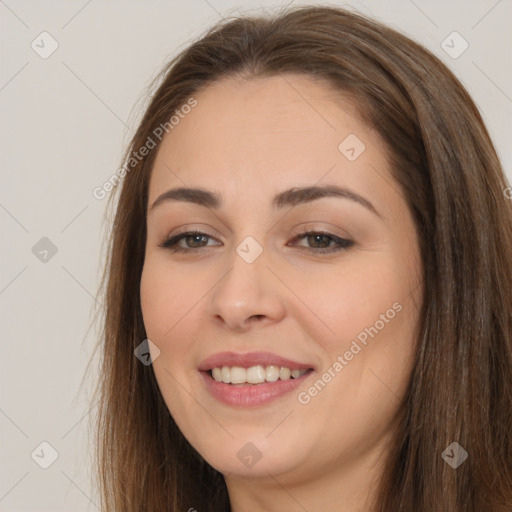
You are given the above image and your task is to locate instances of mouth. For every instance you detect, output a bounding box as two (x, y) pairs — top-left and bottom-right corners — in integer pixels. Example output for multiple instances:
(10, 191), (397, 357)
(198, 351), (316, 406)
(207, 365), (313, 385)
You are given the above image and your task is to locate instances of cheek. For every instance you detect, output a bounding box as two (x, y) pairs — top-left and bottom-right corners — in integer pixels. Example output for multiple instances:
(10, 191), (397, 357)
(140, 256), (194, 343)
(293, 250), (420, 416)
(140, 259), (203, 429)
(292, 253), (412, 356)
(139, 256), (212, 386)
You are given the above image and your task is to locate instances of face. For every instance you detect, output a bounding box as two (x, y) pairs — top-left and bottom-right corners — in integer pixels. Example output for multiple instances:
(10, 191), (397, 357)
(140, 74), (423, 488)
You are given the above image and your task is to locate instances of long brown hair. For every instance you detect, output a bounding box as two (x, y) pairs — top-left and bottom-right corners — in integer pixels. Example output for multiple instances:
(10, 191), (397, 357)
(93, 5), (512, 511)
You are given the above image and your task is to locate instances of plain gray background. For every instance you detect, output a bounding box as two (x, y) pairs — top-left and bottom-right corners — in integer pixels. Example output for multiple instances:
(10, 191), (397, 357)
(1, 0), (511, 510)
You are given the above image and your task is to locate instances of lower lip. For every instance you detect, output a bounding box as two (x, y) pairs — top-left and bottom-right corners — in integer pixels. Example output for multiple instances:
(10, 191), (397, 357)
(200, 370), (314, 407)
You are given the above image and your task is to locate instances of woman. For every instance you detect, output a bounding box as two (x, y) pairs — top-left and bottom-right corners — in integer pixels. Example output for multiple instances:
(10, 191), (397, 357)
(94, 5), (512, 511)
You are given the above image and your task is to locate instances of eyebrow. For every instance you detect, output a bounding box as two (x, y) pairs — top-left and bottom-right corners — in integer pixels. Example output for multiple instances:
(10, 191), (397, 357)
(149, 185), (381, 218)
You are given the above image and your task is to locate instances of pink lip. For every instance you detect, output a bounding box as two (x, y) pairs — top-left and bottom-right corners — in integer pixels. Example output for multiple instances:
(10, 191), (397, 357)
(200, 370), (314, 407)
(198, 351), (316, 407)
(197, 351), (314, 371)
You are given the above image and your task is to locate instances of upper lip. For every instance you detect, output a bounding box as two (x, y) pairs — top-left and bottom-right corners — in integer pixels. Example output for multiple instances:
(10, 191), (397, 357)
(198, 351), (315, 371)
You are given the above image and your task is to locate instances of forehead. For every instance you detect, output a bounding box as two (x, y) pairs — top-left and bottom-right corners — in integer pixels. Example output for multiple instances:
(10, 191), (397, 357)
(149, 74), (390, 207)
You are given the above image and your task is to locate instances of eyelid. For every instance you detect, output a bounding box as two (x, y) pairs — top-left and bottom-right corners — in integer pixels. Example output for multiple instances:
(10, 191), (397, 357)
(291, 222), (351, 240)
(162, 225), (221, 242)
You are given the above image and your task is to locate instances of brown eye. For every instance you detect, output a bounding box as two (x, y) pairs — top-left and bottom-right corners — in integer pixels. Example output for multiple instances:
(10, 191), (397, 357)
(159, 231), (220, 252)
(159, 230), (353, 255)
(290, 231), (354, 254)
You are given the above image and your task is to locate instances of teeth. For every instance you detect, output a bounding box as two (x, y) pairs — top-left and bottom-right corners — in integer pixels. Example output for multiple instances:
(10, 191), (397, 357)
(247, 365), (266, 384)
(210, 365), (309, 385)
(280, 367), (291, 380)
(230, 366), (247, 384)
(221, 366), (230, 383)
(266, 365), (279, 382)
(212, 368), (222, 382)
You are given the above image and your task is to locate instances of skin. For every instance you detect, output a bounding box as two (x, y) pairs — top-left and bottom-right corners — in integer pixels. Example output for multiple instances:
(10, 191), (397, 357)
(140, 74), (423, 512)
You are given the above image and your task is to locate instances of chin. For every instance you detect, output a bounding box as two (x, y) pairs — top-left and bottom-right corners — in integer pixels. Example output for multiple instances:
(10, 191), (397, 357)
(196, 432), (307, 478)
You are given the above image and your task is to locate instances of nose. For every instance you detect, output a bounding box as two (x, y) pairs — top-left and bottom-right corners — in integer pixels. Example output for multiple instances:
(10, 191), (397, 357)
(207, 246), (286, 332)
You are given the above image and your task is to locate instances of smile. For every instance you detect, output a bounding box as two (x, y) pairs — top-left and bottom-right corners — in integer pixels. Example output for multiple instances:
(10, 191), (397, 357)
(210, 365), (309, 385)
(198, 351), (316, 406)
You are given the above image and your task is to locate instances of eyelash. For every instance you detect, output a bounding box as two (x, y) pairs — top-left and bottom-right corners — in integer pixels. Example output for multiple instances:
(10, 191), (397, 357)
(158, 229), (354, 254)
